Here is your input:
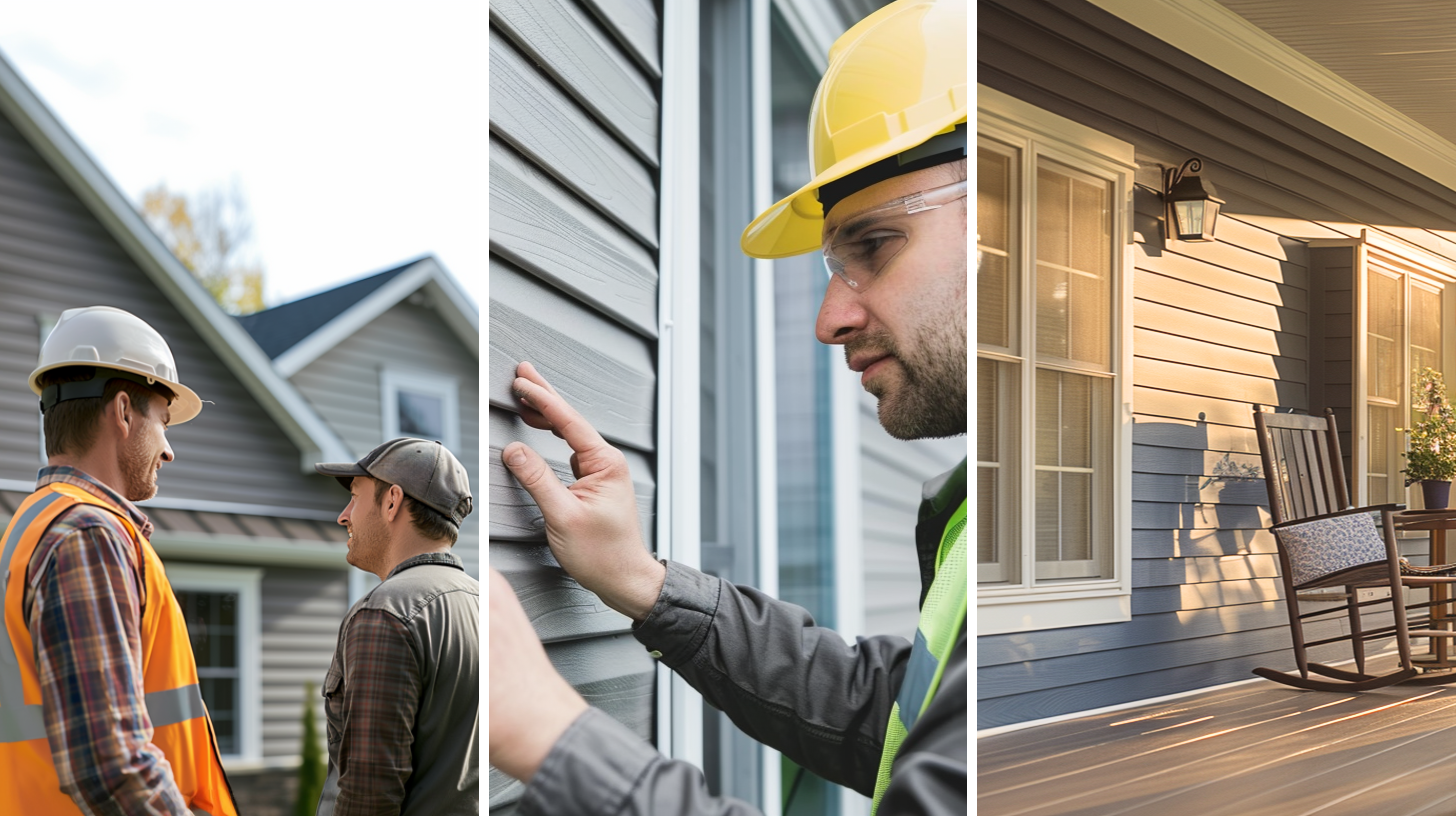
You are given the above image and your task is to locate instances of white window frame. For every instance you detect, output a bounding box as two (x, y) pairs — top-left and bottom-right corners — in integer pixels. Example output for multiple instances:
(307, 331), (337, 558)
(976, 86), (1135, 636)
(658, 0), (706, 774)
(379, 368), (459, 451)
(1328, 233), (1456, 508)
(165, 564), (263, 766)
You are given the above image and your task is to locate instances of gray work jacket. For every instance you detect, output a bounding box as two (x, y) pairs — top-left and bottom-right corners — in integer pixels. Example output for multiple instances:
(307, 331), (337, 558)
(516, 461), (968, 815)
(317, 552), (480, 816)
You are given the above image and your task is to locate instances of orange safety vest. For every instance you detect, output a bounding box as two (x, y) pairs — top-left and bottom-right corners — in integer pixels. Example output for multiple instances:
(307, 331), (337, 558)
(0, 482), (237, 816)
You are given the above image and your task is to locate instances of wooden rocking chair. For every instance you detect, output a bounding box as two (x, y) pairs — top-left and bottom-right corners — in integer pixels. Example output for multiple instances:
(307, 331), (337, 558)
(1252, 406), (1456, 691)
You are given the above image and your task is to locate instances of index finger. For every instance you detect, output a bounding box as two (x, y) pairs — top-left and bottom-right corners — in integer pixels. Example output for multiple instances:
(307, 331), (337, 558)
(511, 367), (612, 461)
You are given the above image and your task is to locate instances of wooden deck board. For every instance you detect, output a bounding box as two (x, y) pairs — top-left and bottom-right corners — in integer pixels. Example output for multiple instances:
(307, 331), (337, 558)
(979, 658), (1456, 815)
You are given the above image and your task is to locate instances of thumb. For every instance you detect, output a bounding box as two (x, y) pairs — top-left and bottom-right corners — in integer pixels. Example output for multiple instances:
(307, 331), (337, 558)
(502, 442), (571, 519)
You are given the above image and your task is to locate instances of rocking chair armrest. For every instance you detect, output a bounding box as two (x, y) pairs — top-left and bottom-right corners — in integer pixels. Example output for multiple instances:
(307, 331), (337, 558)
(1270, 504), (1406, 531)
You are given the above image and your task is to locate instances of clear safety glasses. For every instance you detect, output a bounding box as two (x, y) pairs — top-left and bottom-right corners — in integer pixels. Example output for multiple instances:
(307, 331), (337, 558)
(821, 180), (967, 291)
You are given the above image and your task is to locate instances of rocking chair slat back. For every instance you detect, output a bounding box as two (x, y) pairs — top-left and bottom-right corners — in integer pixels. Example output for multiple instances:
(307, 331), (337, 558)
(1254, 408), (1351, 526)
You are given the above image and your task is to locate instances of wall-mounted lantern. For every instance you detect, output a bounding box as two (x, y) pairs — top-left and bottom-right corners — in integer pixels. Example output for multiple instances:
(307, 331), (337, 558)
(1164, 158), (1224, 242)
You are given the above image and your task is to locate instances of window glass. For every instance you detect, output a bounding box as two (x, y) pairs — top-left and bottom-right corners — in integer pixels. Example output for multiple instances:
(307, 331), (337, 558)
(977, 128), (1119, 588)
(175, 589), (240, 755)
(398, 389), (445, 440)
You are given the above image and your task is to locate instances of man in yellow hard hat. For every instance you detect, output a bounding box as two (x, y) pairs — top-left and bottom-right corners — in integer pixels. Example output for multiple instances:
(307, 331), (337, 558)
(0, 306), (238, 815)
(489, 1), (966, 813)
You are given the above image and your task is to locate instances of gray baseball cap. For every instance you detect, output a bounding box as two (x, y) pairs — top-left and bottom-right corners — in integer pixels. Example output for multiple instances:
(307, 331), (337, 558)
(315, 438), (474, 527)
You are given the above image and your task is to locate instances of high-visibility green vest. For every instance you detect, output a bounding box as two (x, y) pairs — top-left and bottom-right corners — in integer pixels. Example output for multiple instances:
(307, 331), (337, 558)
(870, 496), (967, 813)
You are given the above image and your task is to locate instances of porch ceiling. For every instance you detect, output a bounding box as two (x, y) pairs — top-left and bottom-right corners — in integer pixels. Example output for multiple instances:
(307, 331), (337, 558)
(978, 656), (1456, 815)
(1214, 0), (1456, 149)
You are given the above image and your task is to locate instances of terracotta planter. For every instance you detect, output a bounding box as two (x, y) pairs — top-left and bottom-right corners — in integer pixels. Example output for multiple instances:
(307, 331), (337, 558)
(1422, 479), (1453, 510)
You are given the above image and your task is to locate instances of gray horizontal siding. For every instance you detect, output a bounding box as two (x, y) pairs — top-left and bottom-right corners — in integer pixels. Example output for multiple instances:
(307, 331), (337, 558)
(259, 568), (347, 760)
(491, 0), (659, 165)
(489, 3), (660, 810)
(579, 0), (660, 78)
(489, 139), (657, 337)
(291, 300), (481, 577)
(0, 106), (340, 513)
(489, 26), (657, 246)
(488, 259), (655, 452)
(978, 0), (1456, 729)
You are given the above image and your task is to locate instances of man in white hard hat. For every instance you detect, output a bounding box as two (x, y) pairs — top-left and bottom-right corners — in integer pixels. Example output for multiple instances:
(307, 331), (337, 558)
(488, 1), (967, 814)
(0, 306), (238, 816)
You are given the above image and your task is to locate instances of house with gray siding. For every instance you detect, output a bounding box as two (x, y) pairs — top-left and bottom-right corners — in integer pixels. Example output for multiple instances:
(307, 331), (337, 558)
(238, 255), (481, 581)
(488, 1), (962, 814)
(978, 0), (1456, 731)
(0, 48), (468, 815)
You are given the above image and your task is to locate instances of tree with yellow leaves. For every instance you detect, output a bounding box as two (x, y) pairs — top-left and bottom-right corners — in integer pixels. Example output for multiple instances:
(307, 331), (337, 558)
(141, 183), (267, 315)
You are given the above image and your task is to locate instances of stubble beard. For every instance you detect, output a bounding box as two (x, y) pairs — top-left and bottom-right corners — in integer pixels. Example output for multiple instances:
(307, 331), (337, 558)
(120, 433), (159, 503)
(851, 312), (967, 441)
(347, 518), (386, 577)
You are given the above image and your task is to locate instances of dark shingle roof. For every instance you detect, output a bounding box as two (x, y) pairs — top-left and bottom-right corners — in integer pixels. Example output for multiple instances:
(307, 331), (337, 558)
(236, 258), (423, 359)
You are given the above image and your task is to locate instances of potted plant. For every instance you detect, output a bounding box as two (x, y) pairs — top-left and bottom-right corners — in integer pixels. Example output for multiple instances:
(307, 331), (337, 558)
(1400, 366), (1456, 509)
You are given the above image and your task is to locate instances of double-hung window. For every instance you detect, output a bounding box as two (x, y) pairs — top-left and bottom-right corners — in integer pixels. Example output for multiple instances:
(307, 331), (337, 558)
(977, 87), (1134, 635)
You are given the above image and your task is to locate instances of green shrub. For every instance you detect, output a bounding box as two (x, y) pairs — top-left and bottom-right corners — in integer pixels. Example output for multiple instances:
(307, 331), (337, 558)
(293, 681), (327, 816)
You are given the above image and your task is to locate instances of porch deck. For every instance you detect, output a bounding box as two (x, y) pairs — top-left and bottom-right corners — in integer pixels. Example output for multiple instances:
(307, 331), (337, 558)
(978, 658), (1456, 816)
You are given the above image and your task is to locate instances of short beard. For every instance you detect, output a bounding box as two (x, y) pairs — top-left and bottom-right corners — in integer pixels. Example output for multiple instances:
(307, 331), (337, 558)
(848, 319), (967, 441)
(120, 432), (158, 502)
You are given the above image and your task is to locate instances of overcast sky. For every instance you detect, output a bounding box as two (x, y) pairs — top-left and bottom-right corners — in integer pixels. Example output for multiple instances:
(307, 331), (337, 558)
(0, 2), (483, 310)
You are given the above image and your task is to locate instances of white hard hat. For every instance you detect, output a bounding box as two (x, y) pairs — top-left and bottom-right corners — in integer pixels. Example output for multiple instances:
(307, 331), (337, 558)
(29, 306), (203, 424)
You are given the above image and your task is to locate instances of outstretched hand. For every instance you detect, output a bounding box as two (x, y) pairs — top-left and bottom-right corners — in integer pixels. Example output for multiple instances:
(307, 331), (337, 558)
(501, 361), (666, 621)
(487, 568), (588, 782)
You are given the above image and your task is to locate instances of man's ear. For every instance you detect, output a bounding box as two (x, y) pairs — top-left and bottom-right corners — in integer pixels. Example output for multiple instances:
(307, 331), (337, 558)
(108, 389), (134, 438)
(384, 483), (406, 523)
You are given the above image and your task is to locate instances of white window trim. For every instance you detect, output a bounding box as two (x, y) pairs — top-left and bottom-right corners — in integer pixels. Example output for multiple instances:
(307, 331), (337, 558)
(164, 563), (262, 766)
(379, 368), (459, 451)
(976, 86), (1136, 636)
(658, 0), (705, 771)
(1314, 232), (1456, 508)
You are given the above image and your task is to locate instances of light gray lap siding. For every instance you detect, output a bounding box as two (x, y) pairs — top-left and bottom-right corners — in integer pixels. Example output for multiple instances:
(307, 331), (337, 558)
(259, 567), (348, 760)
(488, 1), (660, 810)
(978, 0), (1456, 729)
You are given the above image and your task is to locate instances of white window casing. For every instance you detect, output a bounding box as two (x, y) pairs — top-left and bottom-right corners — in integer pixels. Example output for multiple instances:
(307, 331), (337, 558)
(657, 0), (705, 770)
(379, 368), (460, 452)
(164, 563), (262, 766)
(976, 85), (1136, 636)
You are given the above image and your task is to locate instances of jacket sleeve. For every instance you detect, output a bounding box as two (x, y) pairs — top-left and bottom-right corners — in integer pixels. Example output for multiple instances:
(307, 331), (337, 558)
(515, 561), (967, 815)
(516, 707), (763, 816)
(633, 560), (909, 796)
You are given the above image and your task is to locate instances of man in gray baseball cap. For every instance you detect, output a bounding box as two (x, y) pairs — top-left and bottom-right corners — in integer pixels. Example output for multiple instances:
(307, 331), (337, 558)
(312, 438), (479, 816)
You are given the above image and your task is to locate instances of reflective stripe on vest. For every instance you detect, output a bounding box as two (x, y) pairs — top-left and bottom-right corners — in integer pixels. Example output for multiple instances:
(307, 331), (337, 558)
(0, 484), (238, 816)
(870, 499), (967, 814)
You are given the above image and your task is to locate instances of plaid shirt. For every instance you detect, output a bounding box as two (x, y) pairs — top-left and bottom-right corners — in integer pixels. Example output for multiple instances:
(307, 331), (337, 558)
(23, 467), (192, 815)
(324, 552), (469, 816)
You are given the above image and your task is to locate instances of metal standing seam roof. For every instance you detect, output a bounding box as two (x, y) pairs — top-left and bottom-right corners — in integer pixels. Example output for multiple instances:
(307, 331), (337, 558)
(234, 260), (421, 360)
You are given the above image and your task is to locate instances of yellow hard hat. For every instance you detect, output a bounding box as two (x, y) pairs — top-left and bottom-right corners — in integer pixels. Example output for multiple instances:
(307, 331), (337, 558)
(741, 0), (967, 259)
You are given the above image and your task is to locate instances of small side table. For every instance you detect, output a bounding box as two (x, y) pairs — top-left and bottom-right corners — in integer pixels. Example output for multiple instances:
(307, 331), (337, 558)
(1393, 509), (1456, 668)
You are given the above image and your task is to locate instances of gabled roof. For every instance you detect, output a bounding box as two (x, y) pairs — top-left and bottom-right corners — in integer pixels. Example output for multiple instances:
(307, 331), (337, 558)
(237, 255), (479, 379)
(0, 49), (352, 469)
(237, 259), (417, 359)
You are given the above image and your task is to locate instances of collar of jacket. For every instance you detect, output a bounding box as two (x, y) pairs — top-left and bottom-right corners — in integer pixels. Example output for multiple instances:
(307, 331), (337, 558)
(914, 458), (967, 608)
(385, 550), (465, 580)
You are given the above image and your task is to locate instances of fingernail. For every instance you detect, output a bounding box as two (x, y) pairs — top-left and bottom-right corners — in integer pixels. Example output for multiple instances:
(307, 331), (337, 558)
(504, 446), (526, 467)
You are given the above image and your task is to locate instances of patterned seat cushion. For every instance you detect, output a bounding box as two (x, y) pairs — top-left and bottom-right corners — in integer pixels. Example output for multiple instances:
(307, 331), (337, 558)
(1275, 512), (1386, 587)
